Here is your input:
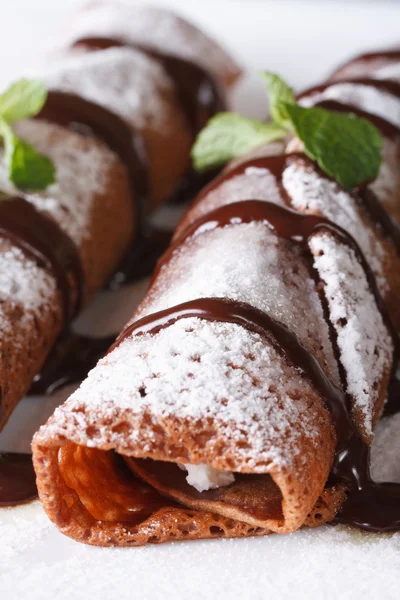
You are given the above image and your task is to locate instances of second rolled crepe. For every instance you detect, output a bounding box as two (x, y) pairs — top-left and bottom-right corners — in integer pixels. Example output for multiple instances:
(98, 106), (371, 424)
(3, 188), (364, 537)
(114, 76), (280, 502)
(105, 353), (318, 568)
(0, 6), (239, 431)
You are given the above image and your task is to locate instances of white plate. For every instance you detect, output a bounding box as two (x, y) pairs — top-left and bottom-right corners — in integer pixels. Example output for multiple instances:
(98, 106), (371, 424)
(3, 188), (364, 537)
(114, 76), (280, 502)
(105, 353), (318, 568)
(1, 1), (400, 599)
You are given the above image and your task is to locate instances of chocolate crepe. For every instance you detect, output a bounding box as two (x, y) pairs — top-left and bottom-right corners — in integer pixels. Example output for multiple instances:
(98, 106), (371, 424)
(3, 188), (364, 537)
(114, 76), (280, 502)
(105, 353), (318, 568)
(0, 6), (239, 432)
(33, 48), (400, 544)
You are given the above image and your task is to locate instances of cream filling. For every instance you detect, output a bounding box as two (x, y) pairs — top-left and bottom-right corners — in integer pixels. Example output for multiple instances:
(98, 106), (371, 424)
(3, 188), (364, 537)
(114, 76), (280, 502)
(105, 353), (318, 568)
(179, 463), (235, 493)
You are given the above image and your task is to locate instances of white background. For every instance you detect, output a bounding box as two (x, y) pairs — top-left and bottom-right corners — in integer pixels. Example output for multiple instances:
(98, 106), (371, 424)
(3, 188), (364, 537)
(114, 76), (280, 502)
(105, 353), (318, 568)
(1, 2), (400, 599)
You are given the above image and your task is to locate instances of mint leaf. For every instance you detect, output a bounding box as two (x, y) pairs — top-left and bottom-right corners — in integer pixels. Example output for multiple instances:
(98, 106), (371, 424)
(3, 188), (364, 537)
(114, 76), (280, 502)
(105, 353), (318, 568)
(0, 79), (56, 191)
(285, 103), (382, 189)
(192, 112), (287, 172)
(0, 118), (55, 191)
(260, 72), (295, 128)
(0, 79), (47, 123)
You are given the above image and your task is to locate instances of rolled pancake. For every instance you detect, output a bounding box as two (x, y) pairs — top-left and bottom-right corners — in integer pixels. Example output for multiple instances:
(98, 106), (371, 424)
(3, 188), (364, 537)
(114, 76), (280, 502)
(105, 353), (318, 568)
(0, 7), (238, 431)
(33, 148), (398, 544)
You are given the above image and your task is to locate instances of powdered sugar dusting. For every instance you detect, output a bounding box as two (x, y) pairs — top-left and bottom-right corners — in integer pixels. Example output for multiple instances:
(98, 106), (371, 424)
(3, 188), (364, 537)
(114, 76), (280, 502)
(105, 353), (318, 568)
(0, 246), (55, 340)
(42, 222), (340, 473)
(41, 46), (175, 131)
(299, 82), (400, 127)
(282, 162), (387, 293)
(49, 317), (325, 474)
(0, 119), (117, 245)
(2, 497), (400, 600)
(374, 62), (400, 82)
(187, 166), (284, 223)
(310, 233), (393, 435)
(61, 2), (240, 83)
(137, 223), (339, 386)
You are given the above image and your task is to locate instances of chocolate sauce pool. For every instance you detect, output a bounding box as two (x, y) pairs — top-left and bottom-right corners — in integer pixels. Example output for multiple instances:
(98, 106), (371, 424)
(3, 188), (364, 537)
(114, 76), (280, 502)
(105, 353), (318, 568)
(0, 454), (37, 507)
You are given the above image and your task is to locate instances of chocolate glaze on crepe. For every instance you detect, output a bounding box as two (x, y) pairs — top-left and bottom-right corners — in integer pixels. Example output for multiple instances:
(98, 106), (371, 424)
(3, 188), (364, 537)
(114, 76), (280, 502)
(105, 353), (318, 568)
(297, 77), (400, 106)
(329, 48), (400, 82)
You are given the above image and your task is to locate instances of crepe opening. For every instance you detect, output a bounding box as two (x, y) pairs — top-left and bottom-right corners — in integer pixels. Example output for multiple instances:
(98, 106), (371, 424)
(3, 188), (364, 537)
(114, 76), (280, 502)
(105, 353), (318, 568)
(58, 444), (284, 526)
(33, 440), (272, 546)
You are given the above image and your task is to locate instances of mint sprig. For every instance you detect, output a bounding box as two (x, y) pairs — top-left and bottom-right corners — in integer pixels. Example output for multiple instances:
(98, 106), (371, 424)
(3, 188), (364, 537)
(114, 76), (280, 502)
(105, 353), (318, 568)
(259, 72), (295, 129)
(0, 79), (55, 191)
(192, 113), (287, 173)
(285, 103), (382, 189)
(191, 72), (382, 190)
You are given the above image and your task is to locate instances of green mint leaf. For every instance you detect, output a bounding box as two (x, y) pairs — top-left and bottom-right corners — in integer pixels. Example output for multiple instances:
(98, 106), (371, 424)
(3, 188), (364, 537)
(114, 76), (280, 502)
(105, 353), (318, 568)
(284, 103), (382, 189)
(192, 112), (287, 172)
(0, 79), (47, 123)
(0, 118), (56, 191)
(260, 72), (296, 128)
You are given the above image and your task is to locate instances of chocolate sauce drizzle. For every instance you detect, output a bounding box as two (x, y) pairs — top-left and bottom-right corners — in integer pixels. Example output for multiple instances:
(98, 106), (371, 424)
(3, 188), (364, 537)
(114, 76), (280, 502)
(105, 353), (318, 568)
(330, 48), (400, 81)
